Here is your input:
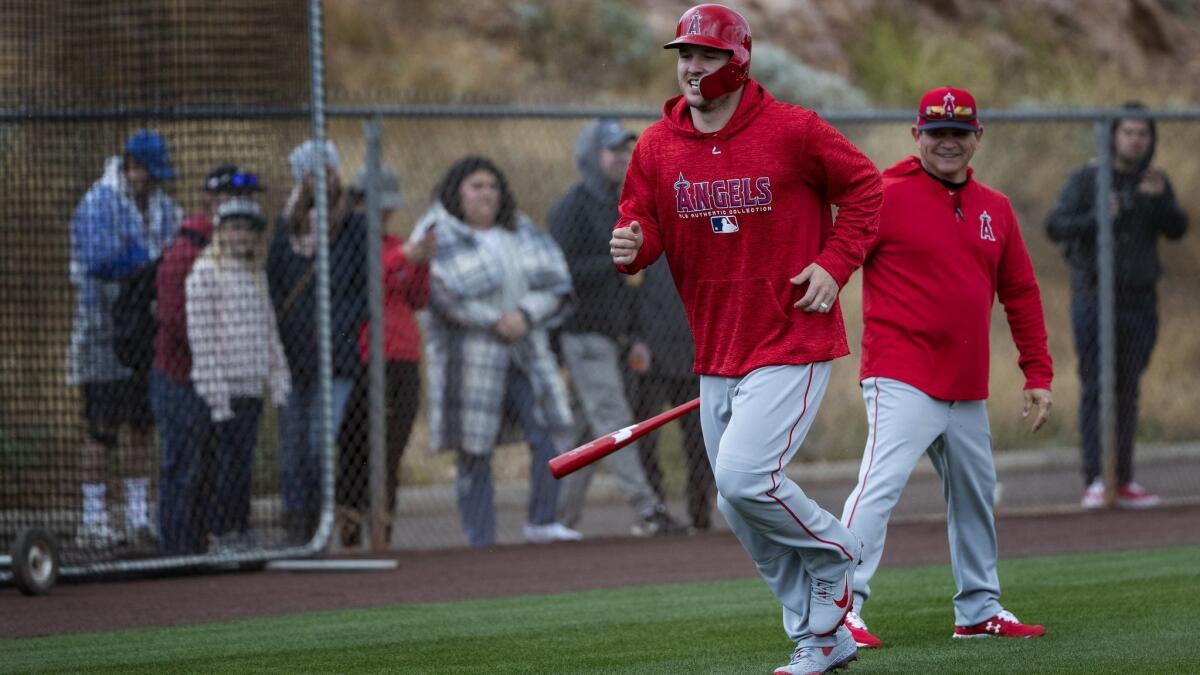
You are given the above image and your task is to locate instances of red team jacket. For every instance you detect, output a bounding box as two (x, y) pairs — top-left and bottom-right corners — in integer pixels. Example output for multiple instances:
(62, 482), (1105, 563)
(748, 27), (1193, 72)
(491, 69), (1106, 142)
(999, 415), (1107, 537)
(860, 156), (1053, 400)
(616, 80), (882, 377)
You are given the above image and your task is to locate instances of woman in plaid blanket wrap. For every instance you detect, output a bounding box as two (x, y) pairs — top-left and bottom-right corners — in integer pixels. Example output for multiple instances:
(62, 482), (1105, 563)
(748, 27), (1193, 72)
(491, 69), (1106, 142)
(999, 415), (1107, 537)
(418, 156), (582, 548)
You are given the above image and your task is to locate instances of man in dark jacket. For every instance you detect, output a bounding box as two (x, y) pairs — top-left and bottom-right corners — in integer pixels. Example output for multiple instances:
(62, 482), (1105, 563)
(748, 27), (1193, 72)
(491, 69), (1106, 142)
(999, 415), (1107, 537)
(267, 139), (366, 542)
(1046, 102), (1188, 509)
(550, 118), (684, 536)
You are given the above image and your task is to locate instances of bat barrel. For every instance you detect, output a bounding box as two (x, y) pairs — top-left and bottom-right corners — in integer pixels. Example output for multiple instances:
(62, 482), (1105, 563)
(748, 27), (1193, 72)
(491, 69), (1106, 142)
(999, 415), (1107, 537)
(548, 397), (700, 479)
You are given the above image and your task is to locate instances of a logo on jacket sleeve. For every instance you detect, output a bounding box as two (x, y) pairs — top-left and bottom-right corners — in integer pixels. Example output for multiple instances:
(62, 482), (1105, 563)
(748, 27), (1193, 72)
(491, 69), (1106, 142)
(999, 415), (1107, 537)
(979, 210), (996, 241)
(711, 216), (739, 233)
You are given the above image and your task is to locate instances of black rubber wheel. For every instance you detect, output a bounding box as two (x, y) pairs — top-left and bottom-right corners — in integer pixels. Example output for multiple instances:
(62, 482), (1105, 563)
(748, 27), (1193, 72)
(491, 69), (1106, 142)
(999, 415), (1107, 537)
(11, 528), (59, 596)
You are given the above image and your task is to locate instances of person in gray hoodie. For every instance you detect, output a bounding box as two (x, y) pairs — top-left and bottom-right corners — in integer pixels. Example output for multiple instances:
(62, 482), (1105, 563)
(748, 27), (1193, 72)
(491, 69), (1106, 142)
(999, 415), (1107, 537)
(549, 118), (685, 536)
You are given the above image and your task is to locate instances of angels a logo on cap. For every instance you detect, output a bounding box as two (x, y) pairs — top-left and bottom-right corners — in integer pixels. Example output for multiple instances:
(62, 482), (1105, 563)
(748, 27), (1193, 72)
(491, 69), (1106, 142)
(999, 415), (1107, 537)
(687, 12), (702, 35)
(943, 91), (956, 116)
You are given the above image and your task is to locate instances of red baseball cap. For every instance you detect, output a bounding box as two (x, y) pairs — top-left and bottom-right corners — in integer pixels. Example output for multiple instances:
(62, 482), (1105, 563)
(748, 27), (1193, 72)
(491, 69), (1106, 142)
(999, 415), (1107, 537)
(916, 86), (981, 132)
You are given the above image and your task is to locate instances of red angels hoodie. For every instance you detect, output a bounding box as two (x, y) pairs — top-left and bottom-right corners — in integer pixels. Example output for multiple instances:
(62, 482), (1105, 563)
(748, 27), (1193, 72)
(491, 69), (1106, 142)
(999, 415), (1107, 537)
(860, 156), (1053, 400)
(616, 80), (882, 377)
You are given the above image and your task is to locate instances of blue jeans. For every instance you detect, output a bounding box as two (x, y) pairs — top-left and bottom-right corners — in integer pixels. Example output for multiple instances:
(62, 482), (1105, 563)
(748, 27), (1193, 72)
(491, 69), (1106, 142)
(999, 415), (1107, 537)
(278, 377), (354, 519)
(1071, 293), (1159, 486)
(455, 366), (560, 548)
(149, 368), (212, 554)
(198, 397), (263, 538)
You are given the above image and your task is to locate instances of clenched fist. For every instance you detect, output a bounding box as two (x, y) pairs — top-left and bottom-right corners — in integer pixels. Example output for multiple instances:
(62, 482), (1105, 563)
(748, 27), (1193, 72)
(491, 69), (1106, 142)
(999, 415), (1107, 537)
(611, 221), (643, 266)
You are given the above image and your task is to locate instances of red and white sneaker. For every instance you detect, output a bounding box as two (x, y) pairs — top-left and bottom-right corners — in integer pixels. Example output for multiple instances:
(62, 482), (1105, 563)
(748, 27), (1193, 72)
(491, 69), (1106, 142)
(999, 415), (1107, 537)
(844, 610), (882, 649)
(953, 610), (1045, 639)
(1116, 482), (1161, 509)
(1080, 479), (1105, 509)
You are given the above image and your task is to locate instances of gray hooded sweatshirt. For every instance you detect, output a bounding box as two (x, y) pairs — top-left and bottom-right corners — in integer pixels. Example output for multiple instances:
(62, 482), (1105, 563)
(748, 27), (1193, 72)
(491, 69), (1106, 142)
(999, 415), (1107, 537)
(548, 120), (637, 338)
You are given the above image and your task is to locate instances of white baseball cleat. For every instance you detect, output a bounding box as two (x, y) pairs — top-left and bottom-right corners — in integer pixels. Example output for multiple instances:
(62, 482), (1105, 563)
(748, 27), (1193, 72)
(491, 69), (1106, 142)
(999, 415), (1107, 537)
(774, 624), (857, 675)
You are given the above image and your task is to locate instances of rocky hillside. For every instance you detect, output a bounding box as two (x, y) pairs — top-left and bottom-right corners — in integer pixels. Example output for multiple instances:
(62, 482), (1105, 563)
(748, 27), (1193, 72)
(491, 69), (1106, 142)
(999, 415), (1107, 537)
(327, 0), (1200, 106)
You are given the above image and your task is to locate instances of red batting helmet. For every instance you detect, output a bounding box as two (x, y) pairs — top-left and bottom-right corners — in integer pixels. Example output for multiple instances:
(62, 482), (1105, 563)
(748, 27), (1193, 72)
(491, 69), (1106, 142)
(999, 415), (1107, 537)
(663, 4), (752, 100)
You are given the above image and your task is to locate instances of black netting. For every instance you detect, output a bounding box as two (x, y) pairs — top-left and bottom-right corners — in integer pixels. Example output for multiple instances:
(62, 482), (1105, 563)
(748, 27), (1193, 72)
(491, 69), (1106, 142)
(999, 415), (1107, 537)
(0, 0), (311, 567)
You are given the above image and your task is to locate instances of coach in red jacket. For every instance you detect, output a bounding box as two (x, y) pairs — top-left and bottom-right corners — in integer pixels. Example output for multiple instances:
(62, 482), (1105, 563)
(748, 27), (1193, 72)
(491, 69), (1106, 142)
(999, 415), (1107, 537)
(839, 86), (1054, 649)
(609, 5), (880, 673)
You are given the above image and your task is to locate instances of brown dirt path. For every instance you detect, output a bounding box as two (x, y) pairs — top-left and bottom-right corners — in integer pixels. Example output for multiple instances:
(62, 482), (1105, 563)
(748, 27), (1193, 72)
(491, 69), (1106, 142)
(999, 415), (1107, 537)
(3, 504), (1197, 640)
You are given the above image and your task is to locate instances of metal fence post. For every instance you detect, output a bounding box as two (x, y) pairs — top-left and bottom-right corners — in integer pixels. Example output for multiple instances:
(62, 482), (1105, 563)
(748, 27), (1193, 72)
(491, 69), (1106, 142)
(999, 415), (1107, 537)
(1093, 118), (1118, 508)
(364, 117), (388, 550)
(308, 0), (334, 551)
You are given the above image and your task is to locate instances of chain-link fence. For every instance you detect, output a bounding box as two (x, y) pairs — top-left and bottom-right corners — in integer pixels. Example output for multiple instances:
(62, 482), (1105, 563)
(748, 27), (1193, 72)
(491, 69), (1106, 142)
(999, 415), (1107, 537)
(330, 107), (1200, 550)
(2, 2), (1199, 589)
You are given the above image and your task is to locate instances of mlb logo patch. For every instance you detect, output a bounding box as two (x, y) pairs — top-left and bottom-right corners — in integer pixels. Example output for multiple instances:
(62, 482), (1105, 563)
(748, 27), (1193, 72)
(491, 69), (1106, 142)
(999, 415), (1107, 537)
(711, 215), (739, 233)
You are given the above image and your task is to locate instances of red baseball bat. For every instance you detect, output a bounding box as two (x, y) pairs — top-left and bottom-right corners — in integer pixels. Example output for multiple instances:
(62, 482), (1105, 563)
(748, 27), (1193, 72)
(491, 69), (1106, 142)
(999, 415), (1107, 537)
(549, 397), (701, 479)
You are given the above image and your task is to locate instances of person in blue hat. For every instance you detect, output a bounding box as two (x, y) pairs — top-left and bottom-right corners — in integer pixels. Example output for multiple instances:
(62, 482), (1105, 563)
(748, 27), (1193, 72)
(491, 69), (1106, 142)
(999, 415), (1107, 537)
(67, 129), (181, 548)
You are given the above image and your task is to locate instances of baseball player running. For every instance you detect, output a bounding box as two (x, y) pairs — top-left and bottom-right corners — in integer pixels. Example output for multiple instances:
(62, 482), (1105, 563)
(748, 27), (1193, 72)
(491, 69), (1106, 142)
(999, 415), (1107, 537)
(839, 86), (1054, 648)
(610, 5), (882, 673)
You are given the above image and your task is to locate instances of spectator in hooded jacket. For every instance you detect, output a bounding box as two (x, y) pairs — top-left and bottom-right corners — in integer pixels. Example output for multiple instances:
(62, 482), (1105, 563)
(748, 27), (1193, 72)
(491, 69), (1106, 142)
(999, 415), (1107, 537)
(267, 139), (367, 543)
(152, 164), (262, 553)
(335, 165), (435, 548)
(419, 156), (580, 548)
(187, 198), (290, 549)
(67, 129), (181, 547)
(1046, 101), (1188, 509)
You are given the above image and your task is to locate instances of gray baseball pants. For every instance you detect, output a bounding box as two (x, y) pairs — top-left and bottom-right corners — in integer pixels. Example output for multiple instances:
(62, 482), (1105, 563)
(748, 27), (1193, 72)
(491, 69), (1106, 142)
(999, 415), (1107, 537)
(840, 377), (1002, 627)
(700, 362), (860, 645)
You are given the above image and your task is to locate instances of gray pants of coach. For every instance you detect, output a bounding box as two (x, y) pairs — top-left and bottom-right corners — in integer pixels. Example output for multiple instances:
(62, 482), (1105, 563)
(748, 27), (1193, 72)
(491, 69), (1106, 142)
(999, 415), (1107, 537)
(840, 377), (1002, 627)
(556, 332), (661, 527)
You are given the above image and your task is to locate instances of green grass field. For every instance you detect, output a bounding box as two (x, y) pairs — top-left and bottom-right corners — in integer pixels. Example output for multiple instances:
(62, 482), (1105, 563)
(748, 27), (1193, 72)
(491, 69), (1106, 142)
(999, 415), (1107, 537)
(4, 546), (1197, 674)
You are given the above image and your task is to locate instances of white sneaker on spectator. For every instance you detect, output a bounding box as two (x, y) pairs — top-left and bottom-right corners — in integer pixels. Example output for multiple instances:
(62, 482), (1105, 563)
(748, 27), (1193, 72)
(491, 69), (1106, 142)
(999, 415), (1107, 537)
(631, 505), (688, 537)
(1080, 479), (1105, 509)
(524, 522), (582, 544)
(74, 517), (126, 548)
